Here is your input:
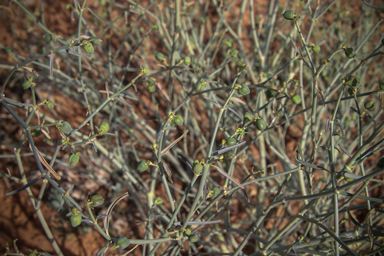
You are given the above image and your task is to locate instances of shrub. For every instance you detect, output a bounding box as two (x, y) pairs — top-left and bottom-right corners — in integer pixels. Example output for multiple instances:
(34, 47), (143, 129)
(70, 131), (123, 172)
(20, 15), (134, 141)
(1, 1), (383, 255)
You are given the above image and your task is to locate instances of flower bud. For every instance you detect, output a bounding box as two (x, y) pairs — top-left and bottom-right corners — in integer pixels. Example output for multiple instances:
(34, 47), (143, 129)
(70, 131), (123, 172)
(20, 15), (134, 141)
(343, 171), (355, 182)
(291, 94), (301, 105)
(147, 84), (155, 93)
(99, 121), (109, 134)
(68, 153), (80, 166)
(238, 84), (250, 96)
(224, 151), (235, 159)
(31, 129), (43, 137)
(344, 76), (359, 87)
(91, 194), (104, 207)
(196, 80), (205, 92)
(117, 237), (130, 249)
(155, 197), (163, 205)
(344, 47), (354, 59)
(364, 100), (375, 110)
(172, 114), (184, 126)
(188, 235), (198, 242)
(23, 80), (32, 89)
(212, 187), (221, 196)
(90, 38), (99, 45)
(283, 10), (296, 20)
(312, 45), (320, 53)
(70, 213), (82, 227)
(84, 42), (94, 54)
(244, 112), (253, 122)
(151, 24), (159, 30)
(141, 67), (149, 74)
(58, 121), (72, 134)
(45, 33), (52, 43)
(155, 52), (165, 61)
(226, 138), (236, 146)
(192, 160), (203, 175)
(184, 228), (192, 235)
(379, 81), (384, 90)
(266, 89), (274, 98)
(230, 48), (238, 57)
(255, 119), (267, 131)
(46, 101), (54, 109)
(137, 160), (149, 172)
(184, 56), (191, 65)
(377, 157), (384, 168)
